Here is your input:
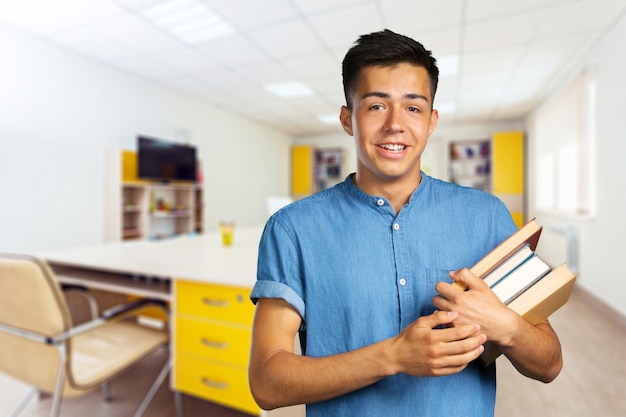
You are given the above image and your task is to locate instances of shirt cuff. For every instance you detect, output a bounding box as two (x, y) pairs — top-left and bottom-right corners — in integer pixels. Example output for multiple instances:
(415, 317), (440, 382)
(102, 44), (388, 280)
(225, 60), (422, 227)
(250, 280), (305, 319)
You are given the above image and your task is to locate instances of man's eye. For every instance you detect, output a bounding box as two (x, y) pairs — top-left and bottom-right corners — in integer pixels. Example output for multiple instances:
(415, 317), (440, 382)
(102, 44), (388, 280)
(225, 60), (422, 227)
(408, 106), (421, 113)
(369, 104), (384, 110)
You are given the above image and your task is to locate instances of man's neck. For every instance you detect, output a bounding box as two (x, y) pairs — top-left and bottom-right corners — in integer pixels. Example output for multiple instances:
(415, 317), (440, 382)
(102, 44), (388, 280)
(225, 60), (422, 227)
(353, 171), (422, 214)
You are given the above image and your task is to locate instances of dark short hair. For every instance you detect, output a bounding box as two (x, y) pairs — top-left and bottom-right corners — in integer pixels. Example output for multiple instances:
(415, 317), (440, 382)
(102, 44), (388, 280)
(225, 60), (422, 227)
(341, 29), (439, 110)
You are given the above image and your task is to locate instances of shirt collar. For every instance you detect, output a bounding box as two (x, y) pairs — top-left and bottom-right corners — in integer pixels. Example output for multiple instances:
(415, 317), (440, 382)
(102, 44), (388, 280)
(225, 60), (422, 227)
(341, 172), (431, 208)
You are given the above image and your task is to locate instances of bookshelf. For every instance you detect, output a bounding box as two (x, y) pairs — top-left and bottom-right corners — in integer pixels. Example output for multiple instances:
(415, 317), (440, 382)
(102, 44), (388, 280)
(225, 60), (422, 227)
(449, 139), (492, 192)
(106, 149), (203, 242)
(291, 145), (345, 199)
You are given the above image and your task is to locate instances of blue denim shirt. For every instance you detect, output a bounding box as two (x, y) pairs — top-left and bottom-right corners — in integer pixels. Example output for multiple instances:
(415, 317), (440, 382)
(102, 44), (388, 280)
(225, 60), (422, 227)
(252, 173), (517, 417)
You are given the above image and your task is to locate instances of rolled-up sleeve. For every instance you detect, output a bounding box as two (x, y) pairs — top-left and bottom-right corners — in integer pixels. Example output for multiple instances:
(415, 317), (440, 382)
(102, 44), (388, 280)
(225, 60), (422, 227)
(251, 216), (306, 319)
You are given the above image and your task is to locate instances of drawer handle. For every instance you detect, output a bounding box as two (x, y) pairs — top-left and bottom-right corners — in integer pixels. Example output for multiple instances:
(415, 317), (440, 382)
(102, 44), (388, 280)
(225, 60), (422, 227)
(201, 377), (229, 390)
(201, 337), (229, 350)
(202, 297), (230, 308)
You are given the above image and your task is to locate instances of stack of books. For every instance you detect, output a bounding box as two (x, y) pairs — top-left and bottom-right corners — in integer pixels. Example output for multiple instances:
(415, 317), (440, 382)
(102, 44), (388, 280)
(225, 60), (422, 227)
(453, 218), (577, 364)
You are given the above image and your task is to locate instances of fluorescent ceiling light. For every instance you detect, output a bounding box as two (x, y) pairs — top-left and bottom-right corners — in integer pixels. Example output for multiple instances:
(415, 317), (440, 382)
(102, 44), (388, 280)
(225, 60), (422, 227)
(141, 0), (235, 44)
(264, 81), (315, 98)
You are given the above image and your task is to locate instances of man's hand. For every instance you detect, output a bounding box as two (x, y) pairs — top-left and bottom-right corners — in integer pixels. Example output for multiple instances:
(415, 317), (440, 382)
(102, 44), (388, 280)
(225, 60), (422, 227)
(433, 268), (519, 345)
(433, 268), (563, 382)
(388, 310), (486, 377)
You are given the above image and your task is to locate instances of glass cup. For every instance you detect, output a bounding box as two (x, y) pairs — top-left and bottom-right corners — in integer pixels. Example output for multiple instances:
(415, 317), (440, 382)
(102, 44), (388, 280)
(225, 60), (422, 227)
(219, 221), (235, 246)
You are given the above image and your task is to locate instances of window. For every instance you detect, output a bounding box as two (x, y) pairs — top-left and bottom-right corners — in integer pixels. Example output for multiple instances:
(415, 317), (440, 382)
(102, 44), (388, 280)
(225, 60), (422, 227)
(532, 71), (596, 217)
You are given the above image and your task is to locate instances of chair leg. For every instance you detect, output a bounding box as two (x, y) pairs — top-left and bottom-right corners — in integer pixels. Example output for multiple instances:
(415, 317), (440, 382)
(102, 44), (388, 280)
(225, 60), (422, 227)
(8, 387), (38, 417)
(133, 358), (172, 417)
(174, 390), (184, 417)
(102, 381), (112, 402)
(49, 344), (68, 417)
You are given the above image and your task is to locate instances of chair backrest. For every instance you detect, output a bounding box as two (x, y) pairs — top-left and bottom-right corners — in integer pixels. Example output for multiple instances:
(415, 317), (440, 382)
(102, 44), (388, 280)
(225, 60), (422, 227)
(0, 252), (73, 392)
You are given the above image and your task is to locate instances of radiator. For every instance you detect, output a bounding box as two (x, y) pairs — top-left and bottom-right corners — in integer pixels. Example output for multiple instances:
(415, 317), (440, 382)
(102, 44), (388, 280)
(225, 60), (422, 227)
(536, 223), (579, 275)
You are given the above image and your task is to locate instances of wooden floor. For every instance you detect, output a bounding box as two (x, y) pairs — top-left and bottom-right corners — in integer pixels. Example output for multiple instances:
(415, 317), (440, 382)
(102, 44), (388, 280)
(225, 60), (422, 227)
(1, 285), (625, 416)
(495, 285), (626, 417)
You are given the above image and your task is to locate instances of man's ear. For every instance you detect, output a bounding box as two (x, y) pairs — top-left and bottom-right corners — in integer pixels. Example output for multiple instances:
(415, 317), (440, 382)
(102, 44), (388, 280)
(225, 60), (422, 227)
(339, 106), (353, 136)
(428, 108), (439, 137)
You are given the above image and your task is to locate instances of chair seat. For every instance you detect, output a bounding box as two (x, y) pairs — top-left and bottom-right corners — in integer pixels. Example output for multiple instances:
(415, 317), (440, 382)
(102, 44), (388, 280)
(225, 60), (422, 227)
(71, 319), (168, 388)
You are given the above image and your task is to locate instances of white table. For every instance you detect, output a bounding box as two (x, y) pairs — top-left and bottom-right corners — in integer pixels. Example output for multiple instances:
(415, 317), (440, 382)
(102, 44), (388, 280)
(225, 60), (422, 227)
(42, 226), (265, 301)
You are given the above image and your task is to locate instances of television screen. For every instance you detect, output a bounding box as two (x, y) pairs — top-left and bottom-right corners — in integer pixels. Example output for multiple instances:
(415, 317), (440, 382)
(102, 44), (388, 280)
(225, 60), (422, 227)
(137, 136), (197, 182)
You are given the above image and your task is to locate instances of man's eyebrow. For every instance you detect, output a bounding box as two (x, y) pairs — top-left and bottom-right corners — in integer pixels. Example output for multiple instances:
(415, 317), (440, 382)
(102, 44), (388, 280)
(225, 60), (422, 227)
(361, 91), (430, 102)
(404, 93), (430, 102)
(361, 91), (390, 100)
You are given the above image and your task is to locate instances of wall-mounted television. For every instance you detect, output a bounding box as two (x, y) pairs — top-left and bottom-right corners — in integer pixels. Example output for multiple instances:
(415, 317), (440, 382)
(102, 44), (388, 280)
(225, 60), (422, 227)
(137, 135), (197, 182)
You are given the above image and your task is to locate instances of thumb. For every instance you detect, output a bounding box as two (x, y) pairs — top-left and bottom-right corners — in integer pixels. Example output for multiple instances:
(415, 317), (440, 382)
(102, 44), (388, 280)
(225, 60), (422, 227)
(449, 268), (484, 291)
(418, 310), (459, 329)
(449, 268), (469, 291)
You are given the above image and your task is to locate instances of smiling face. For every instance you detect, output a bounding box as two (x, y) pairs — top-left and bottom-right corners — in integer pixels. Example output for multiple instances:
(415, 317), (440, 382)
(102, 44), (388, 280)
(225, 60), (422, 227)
(340, 63), (438, 198)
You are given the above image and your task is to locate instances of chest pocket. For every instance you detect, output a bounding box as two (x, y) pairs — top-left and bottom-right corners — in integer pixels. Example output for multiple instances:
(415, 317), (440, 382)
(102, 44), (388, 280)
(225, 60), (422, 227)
(419, 268), (455, 317)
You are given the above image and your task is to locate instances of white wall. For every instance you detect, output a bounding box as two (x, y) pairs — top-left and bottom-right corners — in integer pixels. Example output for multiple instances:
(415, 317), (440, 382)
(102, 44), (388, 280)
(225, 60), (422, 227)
(0, 24), (291, 253)
(526, 12), (626, 316)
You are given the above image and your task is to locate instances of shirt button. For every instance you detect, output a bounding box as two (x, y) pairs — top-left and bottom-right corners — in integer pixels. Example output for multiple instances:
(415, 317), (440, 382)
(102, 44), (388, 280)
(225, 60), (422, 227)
(399, 278), (406, 286)
(393, 223), (400, 230)
(377, 199), (384, 206)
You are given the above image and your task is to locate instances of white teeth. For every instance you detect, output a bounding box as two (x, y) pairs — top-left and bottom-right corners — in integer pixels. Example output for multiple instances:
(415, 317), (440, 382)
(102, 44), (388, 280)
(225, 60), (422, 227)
(379, 144), (406, 151)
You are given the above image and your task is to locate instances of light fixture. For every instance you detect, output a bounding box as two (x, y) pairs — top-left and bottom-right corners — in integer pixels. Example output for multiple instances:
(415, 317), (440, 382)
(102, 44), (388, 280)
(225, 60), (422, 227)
(141, 0), (235, 44)
(264, 81), (315, 98)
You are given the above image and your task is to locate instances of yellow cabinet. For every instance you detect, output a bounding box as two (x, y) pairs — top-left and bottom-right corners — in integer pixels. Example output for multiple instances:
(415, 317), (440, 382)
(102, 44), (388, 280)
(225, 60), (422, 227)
(173, 280), (258, 415)
(176, 356), (258, 414)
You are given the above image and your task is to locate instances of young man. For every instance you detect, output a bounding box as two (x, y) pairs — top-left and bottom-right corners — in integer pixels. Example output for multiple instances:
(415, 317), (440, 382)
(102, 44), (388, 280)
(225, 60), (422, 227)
(249, 29), (562, 417)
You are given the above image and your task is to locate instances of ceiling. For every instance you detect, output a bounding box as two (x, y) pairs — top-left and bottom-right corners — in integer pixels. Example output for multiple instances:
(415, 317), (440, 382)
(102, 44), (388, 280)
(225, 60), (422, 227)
(1, 0), (625, 137)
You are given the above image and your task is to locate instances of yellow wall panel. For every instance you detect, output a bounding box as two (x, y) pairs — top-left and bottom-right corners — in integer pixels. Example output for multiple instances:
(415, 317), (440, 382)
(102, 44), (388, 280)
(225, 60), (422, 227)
(291, 145), (313, 196)
(492, 131), (524, 195)
(510, 211), (524, 229)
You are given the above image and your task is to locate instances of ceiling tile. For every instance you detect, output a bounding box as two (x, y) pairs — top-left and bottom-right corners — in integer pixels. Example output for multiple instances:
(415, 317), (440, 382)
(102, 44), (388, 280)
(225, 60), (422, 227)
(379, 0), (463, 32)
(536, 0), (626, 39)
(152, 47), (220, 74)
(306, 2), (385, 50)
(91, 13), (181, 53)
(47, 27), (138, 62)
(235, 61), (295, 85)
(249, 19), (326, 59)
(462, 13), (540, 52)
(194, 68), (257, 92)
(112, 55), (182, 80)
(404, 26), (462, 58)
(280, 52), (340, 79)
(205, 0), (299, 30)
(461, 46), (526, 75)
(291, 0), (371, 15)
(196, 35), (272, 68)
(466, 0), (574, 21)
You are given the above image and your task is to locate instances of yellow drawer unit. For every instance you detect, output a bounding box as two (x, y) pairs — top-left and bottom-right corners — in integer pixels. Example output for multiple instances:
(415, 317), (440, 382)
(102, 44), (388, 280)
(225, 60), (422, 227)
(176, 316), (251, 367)
(176, 354), (258, 415)
(176, 280), (254, 325)
(174, 280), (258, 414)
